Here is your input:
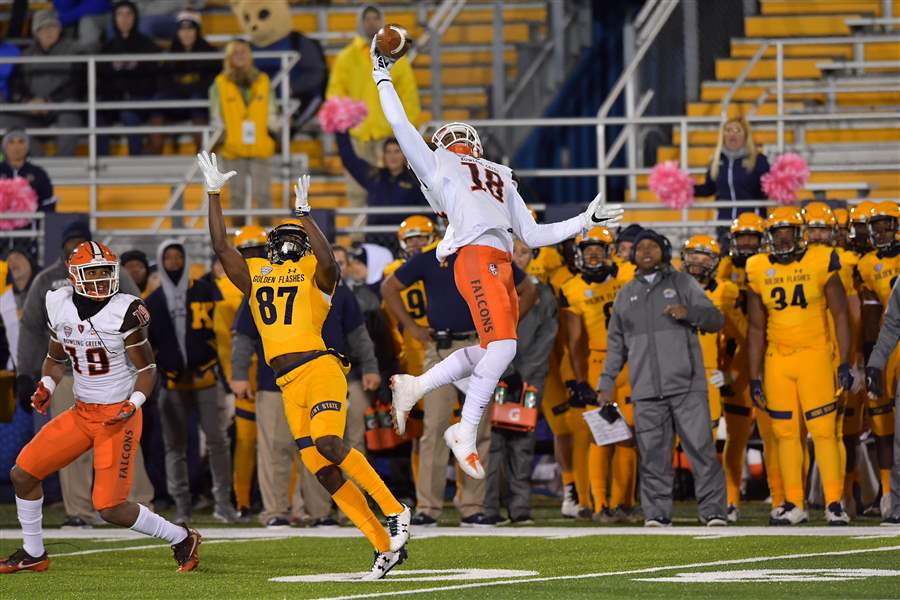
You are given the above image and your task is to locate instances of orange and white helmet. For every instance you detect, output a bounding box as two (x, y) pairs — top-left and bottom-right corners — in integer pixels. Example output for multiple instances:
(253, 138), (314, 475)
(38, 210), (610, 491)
(68, 241), (119, 299)
(681, 234), (721, 282)
(574, 226), (614, 274)
(432, 122), (483, 158)
(397, 215), (435, 256)
(234, 225), (267, 249)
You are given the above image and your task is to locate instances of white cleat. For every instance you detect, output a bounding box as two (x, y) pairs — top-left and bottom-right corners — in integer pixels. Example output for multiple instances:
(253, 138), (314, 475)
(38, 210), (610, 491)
(726, 504), (739, 524)
(561, 484), (579, 519)
(389, 375), (422, 436)
(769, 502), (809, 526)
(443, 422), (485, 479)
(880, 494), (893, 518)
(361, 547), (407, 581)
(825, 502), (850, 526)
(386, 504), (411, 552)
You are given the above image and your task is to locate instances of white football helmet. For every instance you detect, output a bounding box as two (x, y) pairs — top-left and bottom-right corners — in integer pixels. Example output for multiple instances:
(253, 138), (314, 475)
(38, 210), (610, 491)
(432, 122), (483, 158)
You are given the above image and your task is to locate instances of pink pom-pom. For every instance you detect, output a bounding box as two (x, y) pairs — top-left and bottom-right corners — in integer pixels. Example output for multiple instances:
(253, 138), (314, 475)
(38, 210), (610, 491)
(649, 161), (694, 209)
(318, 96), (369, 133)
(761, 152), (810, 205)
(0, 177), (38, 230)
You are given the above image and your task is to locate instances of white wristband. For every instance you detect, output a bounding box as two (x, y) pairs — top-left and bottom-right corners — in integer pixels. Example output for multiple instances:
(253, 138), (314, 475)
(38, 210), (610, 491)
(129, 391), (147, 409)
(40, 376), (56, 396)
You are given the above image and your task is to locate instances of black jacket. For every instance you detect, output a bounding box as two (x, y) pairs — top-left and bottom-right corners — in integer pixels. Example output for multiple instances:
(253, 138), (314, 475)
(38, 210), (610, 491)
(694, 152), (771, 222)
(99, 2), (161, 100)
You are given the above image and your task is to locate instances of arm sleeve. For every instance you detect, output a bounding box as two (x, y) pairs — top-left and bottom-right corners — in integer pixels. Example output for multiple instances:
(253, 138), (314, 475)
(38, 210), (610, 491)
(231, 332), (256, 381)
(391, 59), (421, 128)
(694, 165), (716, 197)
(599, 304), (627, 391)
(345, 324), (379, 374)
(509, 184), (583, 248)
(376, 78), (437, 188)
(868, 281), (900, 370)
(119, 299), (151, 333)
(336, 131), (376, 190)
(683, 274), (725, 333)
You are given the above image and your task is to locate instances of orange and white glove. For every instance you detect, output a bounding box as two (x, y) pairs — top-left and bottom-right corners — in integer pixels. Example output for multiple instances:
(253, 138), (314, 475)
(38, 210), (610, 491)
(105, 391), (146, 425)
(30, 376), (56, 415)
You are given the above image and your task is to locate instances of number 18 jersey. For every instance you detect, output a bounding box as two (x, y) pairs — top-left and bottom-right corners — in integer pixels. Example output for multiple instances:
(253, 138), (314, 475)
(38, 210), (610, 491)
(246, 256), (330, 365)
(746, 245), (840, 350)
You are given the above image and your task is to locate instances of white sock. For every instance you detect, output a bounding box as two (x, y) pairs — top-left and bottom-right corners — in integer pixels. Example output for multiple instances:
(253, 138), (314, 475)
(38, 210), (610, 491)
(419, 344), (486, 395)
(460, 339), (517, 428)
(130, 504), (188, 545)
(16, 496), (44, 557)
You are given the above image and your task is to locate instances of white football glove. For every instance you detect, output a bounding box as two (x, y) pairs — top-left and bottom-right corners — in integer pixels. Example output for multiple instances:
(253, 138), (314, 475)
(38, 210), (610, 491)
(709, 369), (725, 389)
(582, 193), (625, 231)
(196, 151), (236, 194)
(294, 174), (311, 217)
(370, 36), (395, 84)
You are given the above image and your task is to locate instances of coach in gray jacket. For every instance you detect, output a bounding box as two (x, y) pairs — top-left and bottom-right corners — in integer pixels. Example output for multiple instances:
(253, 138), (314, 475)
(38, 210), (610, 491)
(865, 280), (900, 525)
(598, 229), (727, 527)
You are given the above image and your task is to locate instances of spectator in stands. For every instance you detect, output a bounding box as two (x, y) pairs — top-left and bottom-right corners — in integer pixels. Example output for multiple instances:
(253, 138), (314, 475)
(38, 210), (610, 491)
(16, 221), (152, 528)
(0, 39), (20, 102)
(327, 4), (420, 210)
(484, 239), (558, 525)
(153, 11), (217, 153)
(0, 246), (39, 372)
(598, 229), (727, 527)
(145, 240), (238, 525)
(53, 0), (111, 50)
(119, 248), (157, 298)
(132, 0), (186, 40)
(344, 242), (394, 298)
(0, 130), (58, 234)
(209, 40), (275, 222)
(98, 0), (162, 156)
(1, 10), (84, 157)
(694, 117), (770, 224)
(336, 131), (428, 232)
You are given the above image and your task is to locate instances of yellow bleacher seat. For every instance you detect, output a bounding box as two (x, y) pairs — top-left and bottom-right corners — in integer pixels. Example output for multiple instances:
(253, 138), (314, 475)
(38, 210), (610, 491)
(715, 58), (822, 80)
(744, 15), (859, 37)
(760, 0), (898, 16)
(686, 101), (806, 117)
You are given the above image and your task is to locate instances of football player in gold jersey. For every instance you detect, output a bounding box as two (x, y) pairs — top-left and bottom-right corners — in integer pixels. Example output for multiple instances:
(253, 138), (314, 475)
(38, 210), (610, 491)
(802, 202), (866, 513)
(561, 227), (637, 523)
(524, 210), (565, 284)
(680, 235), (746, 439)
(717, 213), (784, 523)
(214, 225), (267, 516)
(199, 152), (409, 579)
(746, 207), (852, 525)
(857, 201), (899, 516)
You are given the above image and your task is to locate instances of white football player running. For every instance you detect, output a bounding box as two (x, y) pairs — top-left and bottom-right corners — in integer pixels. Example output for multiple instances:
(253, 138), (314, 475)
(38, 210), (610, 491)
(371, 41), (625, 479)
(1, 241), (202, 575)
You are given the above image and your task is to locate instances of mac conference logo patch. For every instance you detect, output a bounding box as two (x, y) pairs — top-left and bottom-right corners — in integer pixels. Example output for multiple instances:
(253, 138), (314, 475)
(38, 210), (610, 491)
(261, 266), (273, 276)
(64, 326), (73, 337)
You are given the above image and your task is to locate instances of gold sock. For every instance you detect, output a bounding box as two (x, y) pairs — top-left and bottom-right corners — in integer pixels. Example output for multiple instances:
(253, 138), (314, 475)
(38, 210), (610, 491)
(779, 437), (806, 507)
(569, 419), (593, 510)
(811, 435), (843, 505)
(588, 444), (610, 512)
(610, 445), (637, 508)
(411, 445), (420, 487)
(232, 411), (257, 509)
(881, 469), (892, 495)
(332, 480), (389, 553)
(562, 470), (575, 488)
(339, 448), (404, 516)
(723, 414), (752, 506)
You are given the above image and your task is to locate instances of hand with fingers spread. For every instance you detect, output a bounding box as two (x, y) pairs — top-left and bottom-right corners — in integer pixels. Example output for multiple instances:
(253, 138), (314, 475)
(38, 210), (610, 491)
(582, 193), (625, 231)
(197, 151), (237, 194)
(294, 173), (311, 217)
(370, 36), (395, 83)
(104, 401), (137, 426)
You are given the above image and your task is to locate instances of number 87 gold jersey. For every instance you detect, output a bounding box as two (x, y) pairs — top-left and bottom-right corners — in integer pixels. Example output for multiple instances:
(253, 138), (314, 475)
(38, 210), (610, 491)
(246, 255), (330, 364)
(746, 245), (841, 351)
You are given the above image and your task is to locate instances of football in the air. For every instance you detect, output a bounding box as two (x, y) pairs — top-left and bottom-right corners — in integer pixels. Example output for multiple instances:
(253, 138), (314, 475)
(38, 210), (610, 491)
(376, 24), (412, 58)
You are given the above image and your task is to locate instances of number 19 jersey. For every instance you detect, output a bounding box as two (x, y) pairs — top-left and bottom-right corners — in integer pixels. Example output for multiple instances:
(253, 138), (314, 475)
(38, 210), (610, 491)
(246, 256), (330, 365)
(746, 245), (840, 351)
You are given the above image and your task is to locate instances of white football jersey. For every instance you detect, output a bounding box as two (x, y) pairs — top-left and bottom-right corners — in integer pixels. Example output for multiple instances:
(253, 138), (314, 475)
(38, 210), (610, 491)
(421, 148), (531, 261)
(45, 287), (149, 405)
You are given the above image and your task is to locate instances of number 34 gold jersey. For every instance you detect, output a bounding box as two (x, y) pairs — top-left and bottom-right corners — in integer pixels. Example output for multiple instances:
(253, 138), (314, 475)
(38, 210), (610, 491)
(746, 245), (840, 351)
(246, 256), (330, 364)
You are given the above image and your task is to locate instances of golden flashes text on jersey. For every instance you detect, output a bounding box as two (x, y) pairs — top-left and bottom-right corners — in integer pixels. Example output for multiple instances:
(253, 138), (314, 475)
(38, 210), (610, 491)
(252, 273), (307, 284)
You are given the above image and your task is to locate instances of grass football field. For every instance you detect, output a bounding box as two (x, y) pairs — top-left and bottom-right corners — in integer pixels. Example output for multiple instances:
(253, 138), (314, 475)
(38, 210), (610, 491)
(2, 501), (899, 600)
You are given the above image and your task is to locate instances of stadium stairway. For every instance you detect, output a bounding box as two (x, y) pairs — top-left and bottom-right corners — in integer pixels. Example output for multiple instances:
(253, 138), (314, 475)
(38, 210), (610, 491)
(623, 0), (900, 226)
(23, 1), (554, 245)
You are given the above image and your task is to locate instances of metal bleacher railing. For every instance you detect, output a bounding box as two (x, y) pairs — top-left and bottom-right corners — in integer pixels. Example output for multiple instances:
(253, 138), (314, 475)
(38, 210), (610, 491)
(1, 0), (899, 251)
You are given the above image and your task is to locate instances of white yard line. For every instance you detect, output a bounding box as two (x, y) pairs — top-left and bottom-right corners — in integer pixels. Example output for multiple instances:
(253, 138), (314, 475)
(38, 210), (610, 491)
(5, 525), (898, 541)
(312, 544), (900, 600)
(49, 536), (282, 557)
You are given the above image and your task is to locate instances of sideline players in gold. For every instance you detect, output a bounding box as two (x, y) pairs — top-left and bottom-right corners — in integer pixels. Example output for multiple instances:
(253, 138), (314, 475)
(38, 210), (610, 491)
(746, 207), (852, 525)
(198, 152), (410, 579)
